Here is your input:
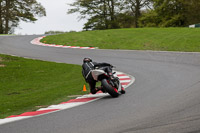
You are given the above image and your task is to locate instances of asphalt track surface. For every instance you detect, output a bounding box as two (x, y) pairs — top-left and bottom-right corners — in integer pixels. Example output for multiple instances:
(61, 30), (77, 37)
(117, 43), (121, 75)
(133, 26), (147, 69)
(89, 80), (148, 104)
(0, 35), (200, 133)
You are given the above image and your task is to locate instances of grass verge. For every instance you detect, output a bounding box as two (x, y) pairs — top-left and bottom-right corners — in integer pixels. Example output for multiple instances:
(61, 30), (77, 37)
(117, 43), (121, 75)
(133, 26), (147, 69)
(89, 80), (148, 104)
(41, 28), (200, 52)
(0, 54), (89, 118)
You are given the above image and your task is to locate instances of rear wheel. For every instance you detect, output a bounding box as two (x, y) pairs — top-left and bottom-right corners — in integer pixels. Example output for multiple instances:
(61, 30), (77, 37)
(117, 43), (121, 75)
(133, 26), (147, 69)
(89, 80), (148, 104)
(101, 79), (119, 98)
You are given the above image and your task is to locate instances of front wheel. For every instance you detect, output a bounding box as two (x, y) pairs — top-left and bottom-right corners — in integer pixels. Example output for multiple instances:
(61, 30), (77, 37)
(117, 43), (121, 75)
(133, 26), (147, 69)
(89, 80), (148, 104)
(101, 79), (119, 98)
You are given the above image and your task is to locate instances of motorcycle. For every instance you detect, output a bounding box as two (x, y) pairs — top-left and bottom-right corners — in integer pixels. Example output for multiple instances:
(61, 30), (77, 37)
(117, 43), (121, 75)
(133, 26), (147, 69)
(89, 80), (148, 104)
(91, 66), (124, 97)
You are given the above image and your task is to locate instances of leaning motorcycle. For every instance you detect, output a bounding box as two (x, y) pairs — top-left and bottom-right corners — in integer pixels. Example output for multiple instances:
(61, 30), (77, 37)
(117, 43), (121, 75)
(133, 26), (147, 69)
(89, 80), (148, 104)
(91, 66), (123, 97)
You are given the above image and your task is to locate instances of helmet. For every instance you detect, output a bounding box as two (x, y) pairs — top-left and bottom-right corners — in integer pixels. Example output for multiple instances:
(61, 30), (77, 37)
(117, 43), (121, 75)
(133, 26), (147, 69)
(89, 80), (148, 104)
(83, 57), (92, 63)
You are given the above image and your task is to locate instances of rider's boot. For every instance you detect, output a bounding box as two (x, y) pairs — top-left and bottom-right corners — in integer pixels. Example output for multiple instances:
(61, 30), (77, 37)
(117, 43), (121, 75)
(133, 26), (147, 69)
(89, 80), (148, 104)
(91, 89), (97, 94)
(120, 87), (126, 94)
(91, 87), (103, 94)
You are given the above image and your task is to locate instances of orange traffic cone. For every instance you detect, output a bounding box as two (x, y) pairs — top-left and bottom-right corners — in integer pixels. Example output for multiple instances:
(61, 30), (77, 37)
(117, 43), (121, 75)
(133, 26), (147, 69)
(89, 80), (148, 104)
(83, 85), (87, 92)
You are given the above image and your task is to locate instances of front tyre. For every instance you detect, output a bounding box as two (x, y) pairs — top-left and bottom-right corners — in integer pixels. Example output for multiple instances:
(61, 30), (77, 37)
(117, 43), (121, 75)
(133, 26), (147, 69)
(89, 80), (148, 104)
(101, 79), (119, 98)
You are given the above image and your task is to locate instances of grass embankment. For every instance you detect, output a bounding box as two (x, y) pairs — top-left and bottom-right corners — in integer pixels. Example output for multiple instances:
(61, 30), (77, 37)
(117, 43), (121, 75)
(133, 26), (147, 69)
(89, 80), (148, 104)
(41, 28), (200, 52)
(0, 54), (89, 118)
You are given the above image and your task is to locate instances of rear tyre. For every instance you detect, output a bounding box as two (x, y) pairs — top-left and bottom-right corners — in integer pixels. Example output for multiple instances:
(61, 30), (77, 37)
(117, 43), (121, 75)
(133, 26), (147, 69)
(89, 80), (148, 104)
(101, 79), (119, 98)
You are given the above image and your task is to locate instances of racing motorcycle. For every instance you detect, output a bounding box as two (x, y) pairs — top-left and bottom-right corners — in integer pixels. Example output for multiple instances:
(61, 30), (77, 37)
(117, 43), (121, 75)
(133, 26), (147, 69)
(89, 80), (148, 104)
(91, 66), (125, 97)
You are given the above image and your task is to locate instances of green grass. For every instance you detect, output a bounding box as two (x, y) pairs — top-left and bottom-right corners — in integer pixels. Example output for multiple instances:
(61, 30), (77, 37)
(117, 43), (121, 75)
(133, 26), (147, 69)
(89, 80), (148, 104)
(41, 28), (200, 52)
(0, 54), (89, 118)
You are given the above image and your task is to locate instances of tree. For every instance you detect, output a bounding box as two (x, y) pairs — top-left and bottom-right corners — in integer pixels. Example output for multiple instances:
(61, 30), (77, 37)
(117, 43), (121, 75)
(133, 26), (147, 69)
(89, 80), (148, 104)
(68, 0), (121, 30)
(139, 9), (160, 27)
(122, 0), (152, 28)
(0, 0), (46, 34)
(139, 0), (184, 27)
(68, 0), (156, 29)
(0, 0), (3, 33)
(139, 0), (200, 27)
(182, 0), (200, 25)
(155, 0), (185, 27)
(115, 12), (135, 28)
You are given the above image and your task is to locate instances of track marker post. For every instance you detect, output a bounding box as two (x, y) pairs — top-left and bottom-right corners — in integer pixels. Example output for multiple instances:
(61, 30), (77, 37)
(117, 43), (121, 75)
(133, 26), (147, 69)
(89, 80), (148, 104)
(83, 85), (87, 92)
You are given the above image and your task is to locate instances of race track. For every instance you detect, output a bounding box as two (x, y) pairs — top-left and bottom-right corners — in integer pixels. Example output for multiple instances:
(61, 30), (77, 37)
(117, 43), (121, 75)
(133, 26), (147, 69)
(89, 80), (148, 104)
(0, 35), (200, 133)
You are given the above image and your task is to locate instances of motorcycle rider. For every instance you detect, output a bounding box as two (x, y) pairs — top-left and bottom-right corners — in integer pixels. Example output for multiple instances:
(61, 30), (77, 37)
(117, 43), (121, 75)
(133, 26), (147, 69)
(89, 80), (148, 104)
(82, 57), (125, 94)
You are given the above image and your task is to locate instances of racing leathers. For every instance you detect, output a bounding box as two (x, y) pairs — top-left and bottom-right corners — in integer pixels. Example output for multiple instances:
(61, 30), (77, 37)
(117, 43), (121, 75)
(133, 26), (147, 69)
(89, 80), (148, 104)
(82, 61), (112, 94)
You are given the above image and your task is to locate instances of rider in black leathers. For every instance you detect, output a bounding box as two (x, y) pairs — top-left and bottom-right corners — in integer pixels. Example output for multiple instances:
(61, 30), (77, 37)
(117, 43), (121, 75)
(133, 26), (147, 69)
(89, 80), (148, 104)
(82, 57), (113, 94)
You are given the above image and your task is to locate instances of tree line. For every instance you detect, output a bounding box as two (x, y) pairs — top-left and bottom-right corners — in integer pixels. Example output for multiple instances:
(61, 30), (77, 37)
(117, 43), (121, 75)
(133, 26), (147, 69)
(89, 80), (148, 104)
(1, 0), (199, 34)
(68, 0), (200, 30)
(0, 0), (46, 34)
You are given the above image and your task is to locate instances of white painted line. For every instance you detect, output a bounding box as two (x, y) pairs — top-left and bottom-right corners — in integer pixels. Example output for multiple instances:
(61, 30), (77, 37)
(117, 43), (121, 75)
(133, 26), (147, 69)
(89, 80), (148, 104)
(62, 46), (72, 48)
(0, 116), (32, 125)
(78, 93), (109, 98)
(118, 76), (130, 79)
(37, 103), (84, 111)
(120, 80), (131, 83)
